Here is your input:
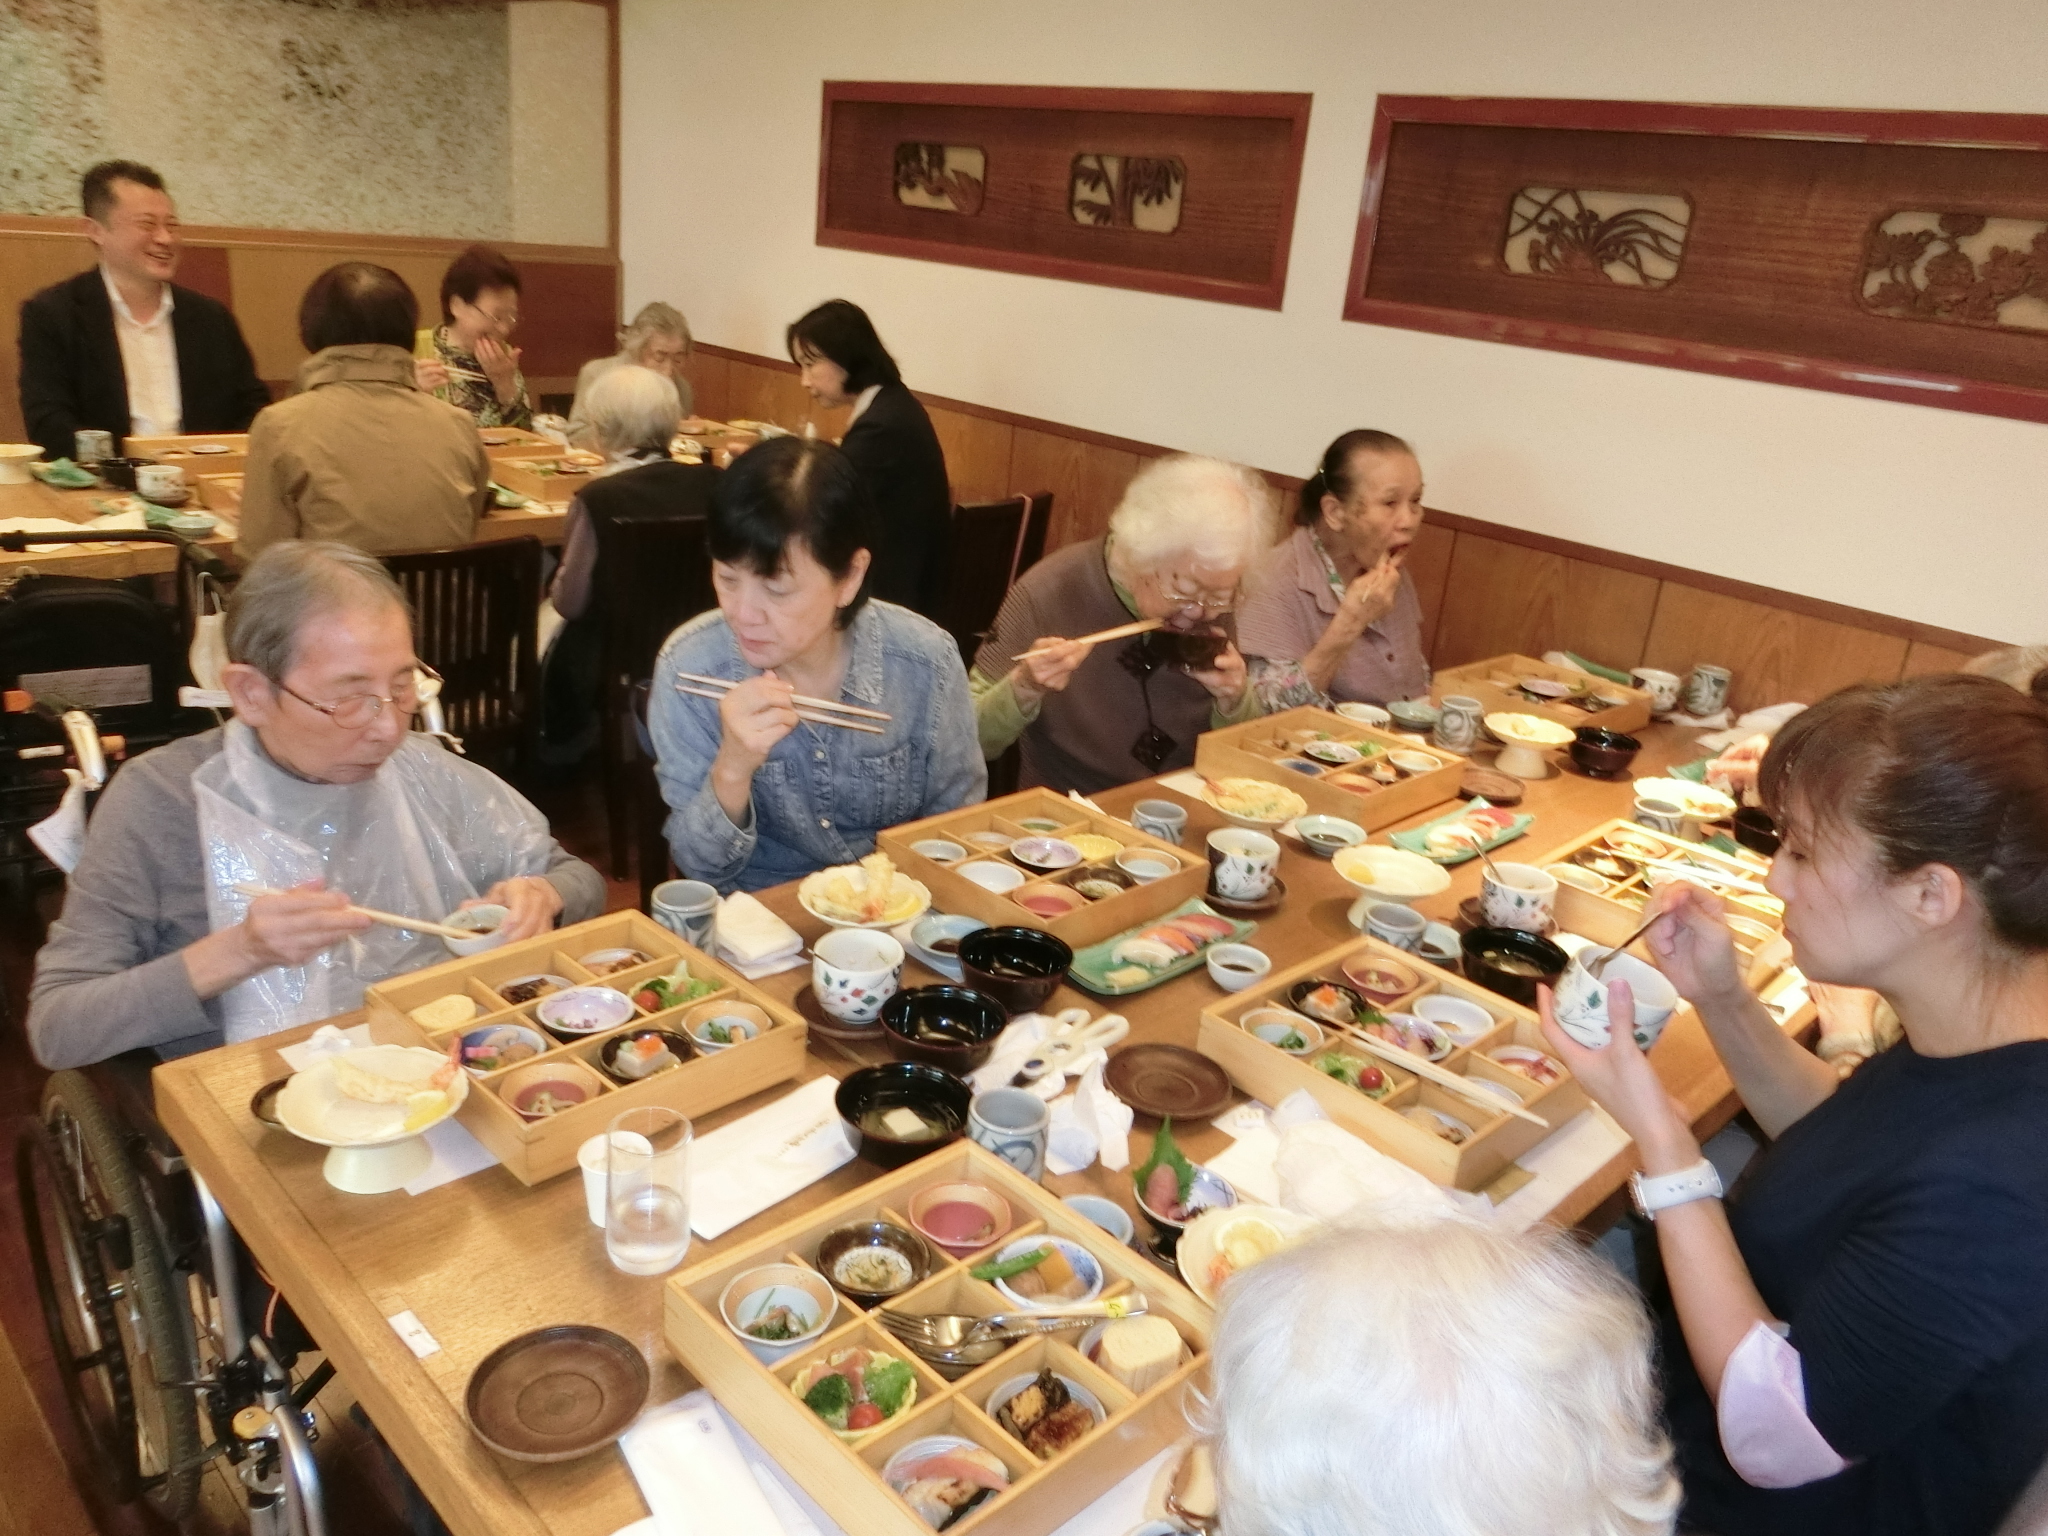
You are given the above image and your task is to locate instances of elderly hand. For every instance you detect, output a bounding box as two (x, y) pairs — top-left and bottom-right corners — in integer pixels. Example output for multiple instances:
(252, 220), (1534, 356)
(717, 671), (801, 770)
(473, 876), (561, 942)
(474, 334), (523, 404)
(1010, 637), (1093, 704)
(1539, 979), (1700, 1172)
(239, 881), (373, 971)
(1186, 641), (1249, 714)
(414, 357), (449, 393)
(1641, 880), (1749, 1008)
(1331, 554), (1404, 641)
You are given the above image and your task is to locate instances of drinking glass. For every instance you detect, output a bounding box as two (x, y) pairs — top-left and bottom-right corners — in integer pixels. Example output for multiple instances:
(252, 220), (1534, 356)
(606, 1107), (693, 1275)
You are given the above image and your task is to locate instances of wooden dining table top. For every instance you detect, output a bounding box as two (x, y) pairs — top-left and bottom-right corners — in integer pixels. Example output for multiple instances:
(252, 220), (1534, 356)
(150, 722), (1754, 1536)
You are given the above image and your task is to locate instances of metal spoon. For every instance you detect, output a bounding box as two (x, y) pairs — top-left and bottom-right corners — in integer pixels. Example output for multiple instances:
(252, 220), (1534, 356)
(1590, 910), (1662, 981)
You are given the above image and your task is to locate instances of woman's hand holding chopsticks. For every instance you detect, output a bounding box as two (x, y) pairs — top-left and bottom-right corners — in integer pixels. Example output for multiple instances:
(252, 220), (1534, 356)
(1010, 636), (1094, 706)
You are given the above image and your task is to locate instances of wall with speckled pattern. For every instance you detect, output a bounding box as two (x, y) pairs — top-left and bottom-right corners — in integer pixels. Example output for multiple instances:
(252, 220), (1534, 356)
(0, 0), (606, 245)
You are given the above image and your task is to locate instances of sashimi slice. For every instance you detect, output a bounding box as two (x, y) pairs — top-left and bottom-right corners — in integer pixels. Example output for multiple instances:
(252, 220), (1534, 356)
(894, 1451), (1009, 1490)
(1134, 925), (1201, 957)
(1169, 913), (1235, 943)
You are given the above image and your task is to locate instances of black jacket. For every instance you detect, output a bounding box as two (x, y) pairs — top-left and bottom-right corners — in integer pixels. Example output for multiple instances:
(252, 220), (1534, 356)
(18, 268), (270, 459)
(839, 381), (952, 617)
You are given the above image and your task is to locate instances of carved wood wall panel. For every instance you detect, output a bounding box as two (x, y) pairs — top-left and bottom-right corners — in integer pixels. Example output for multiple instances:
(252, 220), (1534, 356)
(1344, 98), (2048, 423)
(818, 83), (1312, 308)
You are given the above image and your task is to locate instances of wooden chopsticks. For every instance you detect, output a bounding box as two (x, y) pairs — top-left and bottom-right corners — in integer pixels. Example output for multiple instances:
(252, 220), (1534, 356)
(1012, 617), (1163, 662)
(672, 671), (889, 735)
(1333, 1022), (1552, 1130)
(232, 883), (481, 942)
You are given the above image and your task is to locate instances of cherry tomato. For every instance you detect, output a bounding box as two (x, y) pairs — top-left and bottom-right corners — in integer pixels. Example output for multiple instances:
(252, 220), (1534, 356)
(1360, 1067), (1386, 1090)
(846, 1401), (883, 1430)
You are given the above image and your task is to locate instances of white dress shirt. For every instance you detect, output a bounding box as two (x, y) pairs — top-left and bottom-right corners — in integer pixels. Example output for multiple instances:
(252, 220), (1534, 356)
(101, 266), (182, 437)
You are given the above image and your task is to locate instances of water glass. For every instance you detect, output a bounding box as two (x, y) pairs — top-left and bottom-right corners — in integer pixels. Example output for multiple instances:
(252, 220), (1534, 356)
(606, 1107), (693, 1275)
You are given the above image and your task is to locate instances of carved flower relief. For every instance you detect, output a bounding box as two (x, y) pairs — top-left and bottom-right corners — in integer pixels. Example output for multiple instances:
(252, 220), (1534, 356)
(1858, 211), (2048, 332)
(1500, 188), (1693, 289)
(893, 144), (987, 216)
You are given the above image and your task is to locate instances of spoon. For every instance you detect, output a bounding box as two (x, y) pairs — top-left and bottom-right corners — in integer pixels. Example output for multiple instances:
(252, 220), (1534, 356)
(1590, 910), (1664, 981)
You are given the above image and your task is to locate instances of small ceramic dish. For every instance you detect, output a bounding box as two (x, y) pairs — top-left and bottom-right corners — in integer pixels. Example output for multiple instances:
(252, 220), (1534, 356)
(1334, 701), (1393, 728)
(1011, 881), (1087, 921)
(495, 973), (575, 1007)
(1016, 818), (1065, 834)
(577, 947), (650, 978)
(1362, 1012), (1456, 1063)
(959, 860), (1028, 894)
(1410, 994), (1496, 1045)
(1302, 739), (1366, 766)
(1061, 1194), (1135, 1246)
(1339, 955), (1421, 1007)
(816, 1220), (931, 1304)
(1402, 1105), (1477, 1144)
(719, 1264), (836, 1361)
(1293, 814), (1367, 858)
(906, 1181), (1013, 1257)
(597, 1028), (694, 1084)
(1287, 978), (1371, 1027)
(498, 1058), (607, 1120)
(1489, 1044), (1566, 1087)
(1243, 1010), (1323, 1055)
(1466, 1077), (1527, 1106)
(1114, 848), (1181, 882)
(965, 831), (1016, 851)
(1009, 837), (1082, 873)
(1063, 866), (1135, 902)
(990, 1236), (1106, 1309)
(455, 1022), (548, 1075)
(1205, 943), (1271, 992)
(441, 904), (511, 957)
(1386, 699), (1441, 733)
(1277, 757), (1324, 775)
(1387, 749), (1443, 776)
(682, 1001), (769, 1052)
(1067, 833), (1124, 864)
(910, 838), (968, 865)
(905, 913), (989, 980)
(984, 1370), (1107, 1438)
(534, 986), (636, 1039)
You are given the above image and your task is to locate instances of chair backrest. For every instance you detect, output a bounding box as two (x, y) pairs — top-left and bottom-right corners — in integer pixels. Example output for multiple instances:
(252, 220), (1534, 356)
(594, 513), (719, 690)
(933, 491), (1054, 665)
(384, 536), (542, 771)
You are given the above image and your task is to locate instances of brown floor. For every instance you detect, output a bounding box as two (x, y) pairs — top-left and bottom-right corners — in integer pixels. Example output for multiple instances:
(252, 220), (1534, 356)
(0, 762), (641, 1535)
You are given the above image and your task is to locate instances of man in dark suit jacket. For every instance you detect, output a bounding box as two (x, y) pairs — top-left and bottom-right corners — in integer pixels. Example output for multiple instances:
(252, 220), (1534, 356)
(17, 160), (269, 460)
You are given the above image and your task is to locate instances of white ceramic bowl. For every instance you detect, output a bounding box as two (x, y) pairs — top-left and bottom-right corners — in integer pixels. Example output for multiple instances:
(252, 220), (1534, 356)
(1410, 994), (1497, 1045)
(1205, 943), (1271, 991)
(719, 1263), (837, 1363)
(1293, 815), (1367, 858)
(441, 903), (511, 956)
(1061, 1194), (1135, 1246)
(910, 838), (968, 865)
(0, 443), (40, 486)
(990, 1236), (1104, 1309)
(1334, 702), (1392, 728)
(1114, 848), (1182, 883)
(1331, 844), (1452, 904)
(1243, 1010), (1323, 1055)
(959, 860), (1027, 894)
(984, 1370), (1107, 1434)
(1551, 947), (1681, 1050)
(534, 985), (636, 1037)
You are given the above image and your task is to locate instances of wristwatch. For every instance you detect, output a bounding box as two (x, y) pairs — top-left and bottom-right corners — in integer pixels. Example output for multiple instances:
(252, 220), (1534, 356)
(1630, 1158), (1724, 1221)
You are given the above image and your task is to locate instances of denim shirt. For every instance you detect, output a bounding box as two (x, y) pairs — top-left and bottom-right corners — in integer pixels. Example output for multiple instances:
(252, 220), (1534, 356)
(648, 600), (988, 893)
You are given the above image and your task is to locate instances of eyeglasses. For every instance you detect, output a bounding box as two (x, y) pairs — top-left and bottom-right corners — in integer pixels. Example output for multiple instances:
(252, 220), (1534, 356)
(274, 664), (440, 731)
(1157, 575), (1239, 615)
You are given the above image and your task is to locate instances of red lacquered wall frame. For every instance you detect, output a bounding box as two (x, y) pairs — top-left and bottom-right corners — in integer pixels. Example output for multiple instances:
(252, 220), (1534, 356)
(1344, 96), (2048, 424)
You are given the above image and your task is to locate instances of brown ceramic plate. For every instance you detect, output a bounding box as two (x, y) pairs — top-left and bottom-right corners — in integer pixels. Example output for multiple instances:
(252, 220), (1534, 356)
(466, 1325), (649, 1463)
(1204, 877), (1287, 915)
(1105, 1045), (1233, 1121)
(1458, 767), (1525, 806)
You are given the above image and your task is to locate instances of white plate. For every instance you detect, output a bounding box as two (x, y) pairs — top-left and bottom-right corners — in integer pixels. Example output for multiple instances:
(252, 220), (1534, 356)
(797, 868), (931, 929)
(1175, 1205), (1318, 1307)
(275, 1045), (468, 1148)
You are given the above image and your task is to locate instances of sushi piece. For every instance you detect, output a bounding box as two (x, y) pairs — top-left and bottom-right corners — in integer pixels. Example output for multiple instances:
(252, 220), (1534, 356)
(1169, 913), (1236, 944)
(1132, 925), (1201, 957)
(1110, 936), (1180, 969)
(891, 1443), (1010, 1531)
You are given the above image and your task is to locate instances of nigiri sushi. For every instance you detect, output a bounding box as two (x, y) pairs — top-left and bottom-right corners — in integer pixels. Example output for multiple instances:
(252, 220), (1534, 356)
(1111, 936), (1181, 969)
(891, 1443), (1010, 1530)
(1169, 913), (1236, 944)
(1132, 924), (1201, 957)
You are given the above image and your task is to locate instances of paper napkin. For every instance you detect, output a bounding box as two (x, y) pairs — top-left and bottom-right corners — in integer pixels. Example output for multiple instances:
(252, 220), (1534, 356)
(688, 1076), (856, 1240)
(620, 1390), (838, 1536)
(714, 891), (806, 978)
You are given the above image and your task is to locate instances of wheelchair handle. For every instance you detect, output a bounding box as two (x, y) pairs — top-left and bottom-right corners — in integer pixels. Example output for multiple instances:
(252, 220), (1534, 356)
(0, 526), (233, 581)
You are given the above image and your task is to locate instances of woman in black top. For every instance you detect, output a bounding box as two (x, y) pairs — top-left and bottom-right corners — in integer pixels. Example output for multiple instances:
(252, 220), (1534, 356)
(787, 300), (950, 618)
(1540, 670), (2048, 1536)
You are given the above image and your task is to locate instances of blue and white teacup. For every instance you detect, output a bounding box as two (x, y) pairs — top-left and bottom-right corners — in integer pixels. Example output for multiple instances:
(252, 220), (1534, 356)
(968, 1088), (1051, 1182)
(651, 879), (720, 949)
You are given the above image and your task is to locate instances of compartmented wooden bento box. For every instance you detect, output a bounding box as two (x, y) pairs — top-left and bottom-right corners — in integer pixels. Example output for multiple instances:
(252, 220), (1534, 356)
(1431, 653), (1654, 734)
(1534, 818), (1783, 948)
(665, 1141), (1211, 1536)
(123, 429), (251, 478)
(1198, 934), (1588, 1190)
(1192, 703), (1466, 830)
(878, 787), (1208, 948)
(363, 911), (805, 1184)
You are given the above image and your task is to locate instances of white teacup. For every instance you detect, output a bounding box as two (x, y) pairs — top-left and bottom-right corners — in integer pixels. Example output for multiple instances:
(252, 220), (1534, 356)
(1551, 947), (1681, 1050)
(136, 462), (185, 500)
(810, 929), (904, 1025)
(1206, 828), (1279, 902)
(1479, 862), (1558, 933)
(1630, 668), (1682, 713)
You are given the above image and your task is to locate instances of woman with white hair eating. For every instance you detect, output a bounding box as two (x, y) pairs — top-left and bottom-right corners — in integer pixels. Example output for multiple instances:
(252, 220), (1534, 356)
(971, 453), (1276, 792)
(568, 300), (695, 446)
(1208, 1219), (1681, 1536)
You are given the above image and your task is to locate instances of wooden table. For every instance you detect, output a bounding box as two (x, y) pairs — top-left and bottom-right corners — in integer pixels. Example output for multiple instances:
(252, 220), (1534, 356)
(152, 724), (1751, 1536)
(0, 479), (568, 581)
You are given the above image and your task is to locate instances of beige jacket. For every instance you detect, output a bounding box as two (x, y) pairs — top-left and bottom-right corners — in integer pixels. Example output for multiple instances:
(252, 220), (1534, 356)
(237, 344), (489, 559)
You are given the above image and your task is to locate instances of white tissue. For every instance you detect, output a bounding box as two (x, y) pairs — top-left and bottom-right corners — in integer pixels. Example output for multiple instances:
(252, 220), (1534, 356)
(714, 891), (803, 967)
(1043, 1058), (1136, 1175)
(968, 1012), (1053, 1095)
(1274, 1120), (1462, 1228)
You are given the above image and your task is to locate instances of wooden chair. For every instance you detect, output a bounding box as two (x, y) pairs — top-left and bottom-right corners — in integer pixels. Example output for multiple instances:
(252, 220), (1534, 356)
(595, 514), (717, 876)
(932, 492), (1053, 666)
(384, 536), (543, 776)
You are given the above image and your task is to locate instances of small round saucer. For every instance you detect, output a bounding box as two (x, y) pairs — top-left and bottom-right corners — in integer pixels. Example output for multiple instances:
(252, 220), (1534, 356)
(465, 1325), (648, 1463)
(1204, 877), (1286, 915)
(792, 983), (891, 1044)
(1458, 767), (1525, 805)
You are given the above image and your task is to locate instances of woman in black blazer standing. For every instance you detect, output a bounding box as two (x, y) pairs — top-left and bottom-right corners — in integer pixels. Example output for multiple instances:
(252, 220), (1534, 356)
(787, 300), (950, 617)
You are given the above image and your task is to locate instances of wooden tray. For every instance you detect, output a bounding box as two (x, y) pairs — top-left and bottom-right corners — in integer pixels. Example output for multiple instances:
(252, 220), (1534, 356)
(477, 427), (569, 462)
(1197, 933), (1588, 1190)
(878, 787), (1207, 949)
(1531, 818), (1782, 949)
(195, 474), (243, 514)
(490, 455), (599, 505)
(664, 1141), (1211, 1536)
(1431, 653), (1653, 734)
(1193, 703), (1466, 830)
(364, 911), (806, 1185)
(125, 431), (249, 480)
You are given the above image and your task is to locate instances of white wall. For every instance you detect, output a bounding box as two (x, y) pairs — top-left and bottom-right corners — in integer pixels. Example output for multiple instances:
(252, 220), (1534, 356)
(618, 0), (2048, 642)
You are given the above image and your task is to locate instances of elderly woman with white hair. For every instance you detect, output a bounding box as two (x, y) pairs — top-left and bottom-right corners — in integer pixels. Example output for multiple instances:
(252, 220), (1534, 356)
(568, 301), (694, 447)
(1209, 1219), (1681, 1536)
(28, 541), (604, 1069)
(971, 454), (1275, 793)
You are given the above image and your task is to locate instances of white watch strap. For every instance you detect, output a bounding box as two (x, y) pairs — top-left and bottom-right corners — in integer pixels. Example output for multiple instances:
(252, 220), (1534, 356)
(1634, 1158), (1724, 1219)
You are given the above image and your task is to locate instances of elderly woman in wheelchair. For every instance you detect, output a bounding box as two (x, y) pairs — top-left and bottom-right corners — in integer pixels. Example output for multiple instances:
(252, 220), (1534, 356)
(19, 540), (602, 1525)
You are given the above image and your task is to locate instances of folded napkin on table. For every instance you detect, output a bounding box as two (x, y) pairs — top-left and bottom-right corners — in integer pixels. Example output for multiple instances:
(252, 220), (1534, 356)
(620, 1389), (838, 1536)
(1046, 1057), (1135, 1175)
(1206, 1089), (1472, 1225)
(689, 1075), (856, 1239)
(714, 891), (805, 978)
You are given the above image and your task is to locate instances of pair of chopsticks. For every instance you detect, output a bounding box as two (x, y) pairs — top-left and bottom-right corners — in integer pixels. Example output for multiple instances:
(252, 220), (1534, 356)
(232, 883), (479, 942)
(1333, 1021), (1551, 1129)
(1013, 617), (1163, 662)
(672, 671), (889, 735)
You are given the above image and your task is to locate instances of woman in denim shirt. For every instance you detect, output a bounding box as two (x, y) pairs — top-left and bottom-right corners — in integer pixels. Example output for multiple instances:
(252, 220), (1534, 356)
(648, 436), (985, 892)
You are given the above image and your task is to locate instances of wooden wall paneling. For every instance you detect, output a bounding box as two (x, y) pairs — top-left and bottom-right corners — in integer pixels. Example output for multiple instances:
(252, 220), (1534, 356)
(1431, 532), (1660, 673)
(680, 349), (731, 421)
(1640, 582), (1909, 713)
(1403, 521), (1456, 665)
(722, 360), (805, 431)
(1006, 427), (1144, 553)
(927, 405), (1014, 504)
(511, 258), (622, 381)
(0, 235), (98, 443)
(1899, 640), (1985, 677)
(226, 246), (451, 383)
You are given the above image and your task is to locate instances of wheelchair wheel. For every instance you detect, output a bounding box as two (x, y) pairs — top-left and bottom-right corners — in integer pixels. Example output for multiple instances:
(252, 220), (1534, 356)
(18, 1070), (204, 1520)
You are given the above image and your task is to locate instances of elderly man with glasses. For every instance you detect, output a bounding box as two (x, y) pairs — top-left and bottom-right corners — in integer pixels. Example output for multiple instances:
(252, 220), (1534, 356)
(27, 542), (604, 1070)
(971, 454), (1277, 794)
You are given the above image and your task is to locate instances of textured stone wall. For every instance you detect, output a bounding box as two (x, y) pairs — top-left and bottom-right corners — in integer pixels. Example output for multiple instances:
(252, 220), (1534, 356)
(0, 0), (608, 243)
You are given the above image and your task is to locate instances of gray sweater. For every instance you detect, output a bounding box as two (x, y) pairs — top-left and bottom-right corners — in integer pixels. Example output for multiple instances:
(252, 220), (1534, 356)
(27, 730), (605, 1070)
